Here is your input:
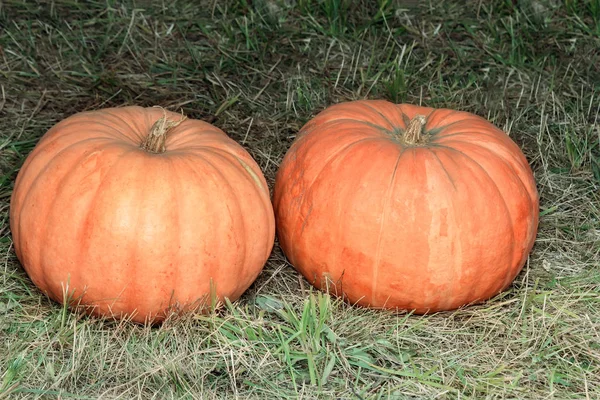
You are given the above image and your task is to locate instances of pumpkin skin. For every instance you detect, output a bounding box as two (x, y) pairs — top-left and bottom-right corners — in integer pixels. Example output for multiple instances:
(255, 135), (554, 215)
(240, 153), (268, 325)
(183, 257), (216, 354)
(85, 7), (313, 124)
(10, 106), (275, 323)
(274, 100), (539, 313)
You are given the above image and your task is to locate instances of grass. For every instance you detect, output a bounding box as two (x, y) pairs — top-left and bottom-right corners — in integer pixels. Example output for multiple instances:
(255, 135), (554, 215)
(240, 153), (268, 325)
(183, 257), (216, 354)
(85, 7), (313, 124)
(1, 0), (599, 398)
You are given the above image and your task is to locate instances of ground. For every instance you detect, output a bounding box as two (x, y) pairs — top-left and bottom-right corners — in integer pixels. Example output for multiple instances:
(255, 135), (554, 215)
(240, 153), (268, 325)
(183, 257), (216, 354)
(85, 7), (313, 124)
(1, 0), (599, 398)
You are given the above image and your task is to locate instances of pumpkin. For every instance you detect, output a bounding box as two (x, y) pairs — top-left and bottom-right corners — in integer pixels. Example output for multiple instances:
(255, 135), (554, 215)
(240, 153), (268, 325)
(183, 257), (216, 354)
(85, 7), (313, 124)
(10, 106), (275, 323)
(274, 100), (539, 313)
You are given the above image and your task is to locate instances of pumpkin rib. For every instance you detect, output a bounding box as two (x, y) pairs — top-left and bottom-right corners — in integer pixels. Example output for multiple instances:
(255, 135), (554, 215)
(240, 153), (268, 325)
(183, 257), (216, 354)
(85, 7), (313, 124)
(424, 114), (469, 133)
(44, 111), (160, 145)
(194, 146), (271, 201)
(187, 152), (249, 293)
(447, 140), (535, 206)
(441, 140), (537, 286)
(436, 139), (535, 201)
(437, 136), (532, 176)
(436, 120), (504, 133)
(30, 130), (115, 161)
(13, 136), (119, 203)
(51, 118), (141, 142)
(23, 145), (94, 299)
(291, 140), (400, 301)
(190, 148), (268, 299)
(33, 146), (135, 306)
(306, 102), (396, 131)
(118, 157), (152, 316)
(206, 145), (275, 245)
(232, 155), (267, 193)
(274, 136), (378, 228)
(403, 148), (461, 310)
(419, 150), (489, 306)
(435, 151), (482, 307)
(298, 121), (390, 145)
(142, 157), (190, 317)
(213, 151), (252, 288)
(15, 138), (124, 262)
(175, 155), (231, 298)
(424, 108), (437, 122)
(371, 148), (406, 303)
(301, 118), (393, 135)
(188, 147), (274, 289)
(166, 156), (183, 312)
(435, 134), (527, 167)
(426, 150), (461, 309)
(361, 102), (397, 130)
(167, 128), (227, 149)
(434, 130), (504, 141)
(438, 145), (518, 298)
(431, 110), (466, 126)
(427, 148), (458, 190)
(431, 116), (488, 136)
(167, 134), (227, 151)
(227, 149), (275, 287)
(159, 142), (232, 157)
(281, 137), (384, 265)
(105, 156), (181, 319)
(55, 148), (139, 308)
(100, 108), (148, 143)
(417, 109), (448, 135)
(14, 137), (117, 203)
(137, 157), (185, 319)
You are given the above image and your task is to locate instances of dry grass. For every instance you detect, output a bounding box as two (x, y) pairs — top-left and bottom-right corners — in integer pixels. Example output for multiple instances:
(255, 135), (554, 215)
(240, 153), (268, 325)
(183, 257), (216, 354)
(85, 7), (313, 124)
(1, 0), (599, 398)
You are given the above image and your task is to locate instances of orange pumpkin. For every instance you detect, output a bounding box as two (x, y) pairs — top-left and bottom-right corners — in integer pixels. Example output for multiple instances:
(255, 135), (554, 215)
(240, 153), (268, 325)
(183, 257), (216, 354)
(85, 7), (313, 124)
(10, 107), (275, 323)
(274, 100), (539, 313)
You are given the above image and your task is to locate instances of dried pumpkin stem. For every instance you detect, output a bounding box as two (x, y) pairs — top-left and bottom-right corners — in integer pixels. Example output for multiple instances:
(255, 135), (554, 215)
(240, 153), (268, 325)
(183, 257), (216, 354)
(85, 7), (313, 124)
(403, 115), (427, 145)
(141, 109), (187, 154)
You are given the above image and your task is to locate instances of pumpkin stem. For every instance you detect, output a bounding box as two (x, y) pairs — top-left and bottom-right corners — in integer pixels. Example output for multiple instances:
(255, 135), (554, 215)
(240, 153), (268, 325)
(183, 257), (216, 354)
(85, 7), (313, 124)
(403, 115), (427, 145)
(141, 109), (187, 154)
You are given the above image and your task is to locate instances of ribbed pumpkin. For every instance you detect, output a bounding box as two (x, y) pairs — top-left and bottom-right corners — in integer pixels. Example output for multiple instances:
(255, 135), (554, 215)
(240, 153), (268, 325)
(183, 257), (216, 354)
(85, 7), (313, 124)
(10, 107), (275, 323)
(274, 100), (539, 313)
